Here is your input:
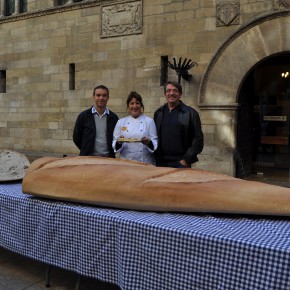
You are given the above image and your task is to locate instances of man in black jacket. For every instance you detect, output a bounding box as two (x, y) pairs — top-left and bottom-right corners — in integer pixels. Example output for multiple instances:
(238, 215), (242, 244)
(154, 81), (204, 168)
(73, 85), (119, 157)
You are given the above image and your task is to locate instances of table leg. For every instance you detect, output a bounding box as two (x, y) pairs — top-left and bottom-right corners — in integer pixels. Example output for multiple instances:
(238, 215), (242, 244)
(45, 265), (52, 287)
(76, 274), (81, 290)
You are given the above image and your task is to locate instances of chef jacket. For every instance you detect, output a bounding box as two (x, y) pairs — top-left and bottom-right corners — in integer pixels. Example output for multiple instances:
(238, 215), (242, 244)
(112, 114), (158, 165)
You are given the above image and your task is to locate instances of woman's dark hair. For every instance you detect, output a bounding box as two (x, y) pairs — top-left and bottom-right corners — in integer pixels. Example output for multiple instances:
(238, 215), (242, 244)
(126, 91), (144, 111)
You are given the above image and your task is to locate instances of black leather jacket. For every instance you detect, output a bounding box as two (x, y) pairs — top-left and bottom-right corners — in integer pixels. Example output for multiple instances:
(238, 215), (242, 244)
(73, 107), (118, 157)
(154, 101), (204, 165)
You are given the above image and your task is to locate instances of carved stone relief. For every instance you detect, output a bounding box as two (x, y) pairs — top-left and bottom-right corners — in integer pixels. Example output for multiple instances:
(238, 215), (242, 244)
(274, 0), (290, 9)
(101, 0), (142, 38)
(216, 1), (240, 27)
(0, 0), (102, 24)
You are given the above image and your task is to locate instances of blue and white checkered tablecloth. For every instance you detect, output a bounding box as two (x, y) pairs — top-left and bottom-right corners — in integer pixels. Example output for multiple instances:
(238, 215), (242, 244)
(1, 182), (290, 290)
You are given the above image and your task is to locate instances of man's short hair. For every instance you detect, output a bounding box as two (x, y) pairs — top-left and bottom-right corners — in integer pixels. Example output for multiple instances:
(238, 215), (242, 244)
(93, 85), (109, 96)
(164, 81), (182, 94)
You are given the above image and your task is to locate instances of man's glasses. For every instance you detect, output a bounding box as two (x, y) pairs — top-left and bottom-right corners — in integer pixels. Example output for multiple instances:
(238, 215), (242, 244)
(166, 89), (179, 93)
(95, 94), (108, 97)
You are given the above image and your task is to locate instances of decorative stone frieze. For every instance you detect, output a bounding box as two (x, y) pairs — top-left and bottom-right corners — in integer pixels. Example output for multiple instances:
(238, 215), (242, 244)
(216, 1), (240, 26)
(101, 0), (142, 38)
(0, 0), (101, 23)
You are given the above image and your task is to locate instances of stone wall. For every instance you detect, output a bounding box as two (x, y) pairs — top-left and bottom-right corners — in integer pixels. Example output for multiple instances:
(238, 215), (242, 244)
(0, 0), (287, 175)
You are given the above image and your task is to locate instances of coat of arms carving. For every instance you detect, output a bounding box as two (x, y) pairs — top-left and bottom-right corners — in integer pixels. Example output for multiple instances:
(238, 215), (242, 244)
(101, 1), (142, 38)
(216, 2), (240, 26)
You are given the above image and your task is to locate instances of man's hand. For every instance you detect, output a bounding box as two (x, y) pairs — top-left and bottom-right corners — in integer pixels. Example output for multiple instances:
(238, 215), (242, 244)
(179, 159), (189, 167)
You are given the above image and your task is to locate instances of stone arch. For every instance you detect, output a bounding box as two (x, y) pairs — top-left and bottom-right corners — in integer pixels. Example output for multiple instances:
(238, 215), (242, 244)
(199, 10), (290, 109)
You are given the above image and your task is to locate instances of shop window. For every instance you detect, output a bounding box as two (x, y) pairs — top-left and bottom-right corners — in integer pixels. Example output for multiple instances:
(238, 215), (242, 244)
(0, 70), (6, 93)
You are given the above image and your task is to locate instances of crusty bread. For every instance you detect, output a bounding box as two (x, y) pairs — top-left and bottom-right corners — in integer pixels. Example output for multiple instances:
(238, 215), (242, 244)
(22, 156), (290, 216)
(117, 137), (141, 142)
(0, 150), (30, 182)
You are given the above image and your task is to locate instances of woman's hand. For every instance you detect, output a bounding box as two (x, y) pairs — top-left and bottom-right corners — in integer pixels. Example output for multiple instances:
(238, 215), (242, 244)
(141, 137), (150, 145)
(117, 135), (124, 144)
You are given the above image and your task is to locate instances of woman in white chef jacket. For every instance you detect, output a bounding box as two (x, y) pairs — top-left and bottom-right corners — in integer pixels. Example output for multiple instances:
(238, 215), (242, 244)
(112, 92), (158, 165)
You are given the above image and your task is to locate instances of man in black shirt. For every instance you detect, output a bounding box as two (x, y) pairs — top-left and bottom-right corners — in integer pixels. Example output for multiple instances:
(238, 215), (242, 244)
(154, 81), (204, 168)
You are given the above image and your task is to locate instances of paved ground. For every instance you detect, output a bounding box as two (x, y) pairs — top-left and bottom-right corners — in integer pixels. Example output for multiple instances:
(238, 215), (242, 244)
(0, 247), (120, 290)
(245, 174), (290, 188)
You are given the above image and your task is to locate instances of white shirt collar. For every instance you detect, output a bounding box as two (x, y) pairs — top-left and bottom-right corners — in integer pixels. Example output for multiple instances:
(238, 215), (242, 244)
(91, 106), (110, 117)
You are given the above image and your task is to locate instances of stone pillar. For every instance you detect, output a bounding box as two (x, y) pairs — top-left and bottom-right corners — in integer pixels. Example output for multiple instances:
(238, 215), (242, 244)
(13, 0), (21, 15)
(0, 0), (7, 17)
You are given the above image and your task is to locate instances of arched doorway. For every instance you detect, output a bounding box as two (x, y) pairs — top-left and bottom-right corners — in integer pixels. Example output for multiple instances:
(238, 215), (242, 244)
(199, 11), (290, 178)
(237, 53), (290, 181)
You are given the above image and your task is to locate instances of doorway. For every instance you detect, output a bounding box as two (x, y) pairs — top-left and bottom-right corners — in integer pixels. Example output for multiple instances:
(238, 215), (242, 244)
(236, 53), (290, 183)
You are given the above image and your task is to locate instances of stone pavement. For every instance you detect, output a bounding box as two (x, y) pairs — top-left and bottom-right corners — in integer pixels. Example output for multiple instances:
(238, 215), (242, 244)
(0, 247), (120, 290)
(245, 174), (290, 188)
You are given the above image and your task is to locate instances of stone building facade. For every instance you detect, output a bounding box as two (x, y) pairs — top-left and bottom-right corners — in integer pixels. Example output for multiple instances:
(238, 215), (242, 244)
(1, 0), (290, 177)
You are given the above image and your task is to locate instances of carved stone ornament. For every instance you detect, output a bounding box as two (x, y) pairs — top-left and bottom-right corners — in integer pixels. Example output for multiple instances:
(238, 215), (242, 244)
(216, 2), (240, 27)
(274, 0), (290, 10)
(101, 1), (142, 38)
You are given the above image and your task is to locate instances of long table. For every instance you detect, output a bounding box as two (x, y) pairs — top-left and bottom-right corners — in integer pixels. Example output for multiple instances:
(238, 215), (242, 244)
(1, 182), (290, 289)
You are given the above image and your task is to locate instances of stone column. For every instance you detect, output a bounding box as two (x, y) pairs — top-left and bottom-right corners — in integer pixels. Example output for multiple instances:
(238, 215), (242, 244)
(0, 0), (7, 17)
(13, 0), (21, 15)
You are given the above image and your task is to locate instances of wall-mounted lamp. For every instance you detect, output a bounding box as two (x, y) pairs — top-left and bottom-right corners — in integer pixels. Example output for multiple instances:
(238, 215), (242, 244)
(281, 72), (289, 78)
(168, 57), (198, 84)
(281, 72), (290, 93)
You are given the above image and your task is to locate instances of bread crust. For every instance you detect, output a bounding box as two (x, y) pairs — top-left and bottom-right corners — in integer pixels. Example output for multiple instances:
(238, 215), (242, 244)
(0, 150), (30, 181)
(117, 137), (142, 142)
(22, 156), (290, 216)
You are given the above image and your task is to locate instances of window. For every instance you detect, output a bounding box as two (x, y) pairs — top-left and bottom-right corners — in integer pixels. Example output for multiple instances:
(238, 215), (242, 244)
(57, 0), (68, 5)
(160, 56), (168, 86)
(0, 70), (6, 93)
(20, 0), (27, 13)
(6, 0), (14, 15)
(3, 0), (27, 16)
(69, 63), (75, 90)
(55, 0), (83, 6)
